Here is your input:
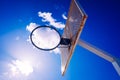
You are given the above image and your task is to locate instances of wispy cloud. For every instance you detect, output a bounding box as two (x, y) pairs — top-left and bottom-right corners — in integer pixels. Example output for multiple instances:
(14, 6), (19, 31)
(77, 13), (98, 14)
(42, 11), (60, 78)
(0, 60), (32, 80)
(38, 12), (65, 29)
(62, 14), (67, 20)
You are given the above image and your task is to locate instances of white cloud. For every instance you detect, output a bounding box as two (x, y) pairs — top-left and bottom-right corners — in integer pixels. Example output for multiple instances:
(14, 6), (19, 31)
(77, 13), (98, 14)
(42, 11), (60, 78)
(62, 14), (67, 20)
(26, 23), (39, 43)
(26, 23), (39, 32)
(26, 22), (61, 54)
(0, 60), (33, 80)
(9, 60), (33, 76)
(25, 12), (67, 54)
(50, 48), (61, 54)
(29, 26), (61, 52)
(38, 12), (65, 29)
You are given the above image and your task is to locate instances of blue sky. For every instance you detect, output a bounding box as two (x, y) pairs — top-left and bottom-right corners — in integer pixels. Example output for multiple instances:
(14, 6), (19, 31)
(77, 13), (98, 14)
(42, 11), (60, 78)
(0, 0), (120, 80)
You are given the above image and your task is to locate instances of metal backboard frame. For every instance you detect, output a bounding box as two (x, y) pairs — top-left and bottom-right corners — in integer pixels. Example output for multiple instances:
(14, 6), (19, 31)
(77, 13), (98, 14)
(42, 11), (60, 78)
(60, 0), (87, 75)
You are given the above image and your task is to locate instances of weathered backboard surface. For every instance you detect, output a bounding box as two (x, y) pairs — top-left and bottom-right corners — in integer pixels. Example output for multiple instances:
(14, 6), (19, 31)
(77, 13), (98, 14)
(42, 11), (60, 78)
(60, 0), (87, 75)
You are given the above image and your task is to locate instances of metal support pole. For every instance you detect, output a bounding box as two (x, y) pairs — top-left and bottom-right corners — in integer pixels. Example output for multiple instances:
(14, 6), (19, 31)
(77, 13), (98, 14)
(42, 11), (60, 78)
(77, 39), (120, 76)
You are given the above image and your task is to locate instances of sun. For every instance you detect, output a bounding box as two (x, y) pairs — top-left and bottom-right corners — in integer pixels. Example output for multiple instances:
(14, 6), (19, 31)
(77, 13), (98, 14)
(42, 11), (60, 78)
(9, 60), (33, 76)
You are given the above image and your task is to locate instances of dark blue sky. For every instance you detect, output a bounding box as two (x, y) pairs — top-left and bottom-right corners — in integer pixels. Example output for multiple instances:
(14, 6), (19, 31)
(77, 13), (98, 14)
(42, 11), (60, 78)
(0, 0), (120, 80)
(80, 0), (120, 58)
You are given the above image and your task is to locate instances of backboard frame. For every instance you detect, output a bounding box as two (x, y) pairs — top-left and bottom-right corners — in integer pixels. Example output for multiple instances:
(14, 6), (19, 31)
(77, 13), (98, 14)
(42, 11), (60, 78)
(60, 0), (87, 75)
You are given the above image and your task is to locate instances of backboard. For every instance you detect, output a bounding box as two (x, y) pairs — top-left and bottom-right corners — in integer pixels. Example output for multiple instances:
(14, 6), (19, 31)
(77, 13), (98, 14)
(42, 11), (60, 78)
(60, 0), (87, 75)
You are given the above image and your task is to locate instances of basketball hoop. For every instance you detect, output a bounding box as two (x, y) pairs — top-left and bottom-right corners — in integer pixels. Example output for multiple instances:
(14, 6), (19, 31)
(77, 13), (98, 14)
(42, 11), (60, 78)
(30, 26), (71, 51)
